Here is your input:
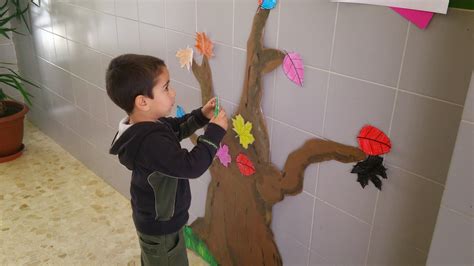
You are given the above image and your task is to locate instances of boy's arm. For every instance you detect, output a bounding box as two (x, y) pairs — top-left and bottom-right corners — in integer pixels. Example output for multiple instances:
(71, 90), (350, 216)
(139, 123), (226, 178)
(161, 107), (209, 141)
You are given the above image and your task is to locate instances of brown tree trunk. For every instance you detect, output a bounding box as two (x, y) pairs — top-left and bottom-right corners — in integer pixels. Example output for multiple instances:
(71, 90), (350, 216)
(190, 8), (366, 266)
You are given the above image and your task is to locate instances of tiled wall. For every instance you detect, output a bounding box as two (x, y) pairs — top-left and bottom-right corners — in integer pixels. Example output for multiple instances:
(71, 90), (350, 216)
(9, 0), (473, 265)
(427, 72), (474, 265)
(0, 22), (17, 82)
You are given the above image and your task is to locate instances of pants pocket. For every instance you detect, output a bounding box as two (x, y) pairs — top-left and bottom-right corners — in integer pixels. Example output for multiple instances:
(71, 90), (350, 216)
(138, 234), (163, 255)
(167, 230), (189, 266)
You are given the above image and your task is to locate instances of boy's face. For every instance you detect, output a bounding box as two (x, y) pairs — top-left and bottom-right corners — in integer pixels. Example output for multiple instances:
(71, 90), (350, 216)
(148, 68), (176, 118)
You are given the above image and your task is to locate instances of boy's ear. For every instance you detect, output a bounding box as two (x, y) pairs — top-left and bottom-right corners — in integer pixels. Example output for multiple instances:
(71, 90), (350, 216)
(134, 95), (150, 112)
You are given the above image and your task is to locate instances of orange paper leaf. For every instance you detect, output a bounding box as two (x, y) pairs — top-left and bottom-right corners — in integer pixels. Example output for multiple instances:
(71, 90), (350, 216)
(195, 32), (214, 59)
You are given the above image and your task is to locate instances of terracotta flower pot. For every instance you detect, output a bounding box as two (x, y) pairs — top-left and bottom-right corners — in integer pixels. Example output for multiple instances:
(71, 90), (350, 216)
(0, 101), (29, 163)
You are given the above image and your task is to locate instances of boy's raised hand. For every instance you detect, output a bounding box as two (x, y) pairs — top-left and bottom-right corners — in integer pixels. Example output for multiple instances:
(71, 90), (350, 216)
(210, 108), (228, 130)
(202, 97), (217, 120)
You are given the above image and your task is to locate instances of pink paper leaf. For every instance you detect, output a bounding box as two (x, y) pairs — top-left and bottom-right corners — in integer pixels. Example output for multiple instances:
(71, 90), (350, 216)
(283, 52), (304, 87)
(216, 144), (231, 167)
(391, 7), (433, 30)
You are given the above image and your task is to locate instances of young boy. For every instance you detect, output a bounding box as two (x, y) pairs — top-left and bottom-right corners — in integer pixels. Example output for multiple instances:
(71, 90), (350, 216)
(107, 54), (228, 266)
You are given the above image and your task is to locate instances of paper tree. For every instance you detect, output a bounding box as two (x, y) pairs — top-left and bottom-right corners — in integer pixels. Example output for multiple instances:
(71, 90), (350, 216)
(187, 8), (366, 265)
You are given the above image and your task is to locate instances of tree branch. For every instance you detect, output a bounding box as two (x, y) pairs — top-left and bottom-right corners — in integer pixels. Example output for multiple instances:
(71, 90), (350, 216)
(192, 57), (214, 105)
(257, 138), (366, 205)
(261, 48), (285, 74)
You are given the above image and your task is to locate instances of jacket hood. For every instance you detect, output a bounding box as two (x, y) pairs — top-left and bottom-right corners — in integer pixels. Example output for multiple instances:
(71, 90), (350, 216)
(109, 117), (167, 170)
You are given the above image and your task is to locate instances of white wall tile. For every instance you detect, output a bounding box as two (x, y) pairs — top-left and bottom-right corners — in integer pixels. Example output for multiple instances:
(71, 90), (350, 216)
(97, 13), (119, 56)
(166, 0), (196, 35)
(197, 0), (233, 46)
(427, 207), (473, 265)
(441, 122), (474, 217)
(324, 74), (395, 146)
(139, 23), (166, 59)
(279, 0), (338, 70)
(272, 192), (315, 247)
(462, 71), (474, 123)
(387, 92), (463, 184)
(400, 10), (474, 105)
(311, 199), (371, 264)
(274, 67), (328, 136)
(115, 0), (138, 20)
(138, 0), (165, 27)
(67, 40), (102, 87)
(317, 161), (377, 223)
(369, 166), (443, 258)
(332, 4), (407, 86)
(274, 231), (309, 266)
(88, 85), (107, 124)
(116, 17), (140, 54)
(52, 34), (70, 70)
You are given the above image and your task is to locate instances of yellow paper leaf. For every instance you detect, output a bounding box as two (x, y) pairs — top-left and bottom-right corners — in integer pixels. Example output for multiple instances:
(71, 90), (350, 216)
(176, 46), (193, 71)
(195, 32), (214, 59)
(232, 114), (255, 149)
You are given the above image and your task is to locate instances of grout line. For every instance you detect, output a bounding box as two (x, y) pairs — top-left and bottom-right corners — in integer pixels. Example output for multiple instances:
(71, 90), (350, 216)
(172, 78), (201, 92)
(136, 0), (142, 53)
(232, 0), (235, 48)
(306, 164), (320, 266)
(387, 22), (410, 138)
(306, 206), (316, 266)
(328, 71), (397, 91)
(385, 163), (445, 187)
(321, 3), (339, 137)
(461, 119), (474, 125)
(365, 22), (410, 265)
(300, 190), (372, 226)
(272, 118), (325, 140)
(364, 189), (378, 265)
(164, 0), (169, 63)
(439, 204), (474, 220)
(397, 89), (464, 107)
(230, 0), (235, 106)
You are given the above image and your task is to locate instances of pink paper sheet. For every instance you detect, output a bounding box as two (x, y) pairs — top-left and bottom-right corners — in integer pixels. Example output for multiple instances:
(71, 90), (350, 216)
(391, 7), (434, 29)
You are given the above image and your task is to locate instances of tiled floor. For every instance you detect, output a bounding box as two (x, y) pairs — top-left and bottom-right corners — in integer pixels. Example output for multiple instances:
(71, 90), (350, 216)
(0, 121), (207, 265)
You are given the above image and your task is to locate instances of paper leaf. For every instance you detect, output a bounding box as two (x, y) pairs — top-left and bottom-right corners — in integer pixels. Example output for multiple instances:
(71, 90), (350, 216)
(391, 7), (433, 30)
(195, 32), (214, 59)
(260, 0), (277, 9)
(351, 155), (387, 191)
(236, 153), (256, 176)
(232, 114), (255, 149)
(283, 52), (304, 87)
(176, 46), (193, 71)
(176, 105), (186, 118)
(357, 125), (391, 156)
(216, 144), (231, 167)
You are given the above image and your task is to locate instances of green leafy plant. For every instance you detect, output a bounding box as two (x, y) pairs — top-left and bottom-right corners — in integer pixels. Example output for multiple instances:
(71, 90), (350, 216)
(0, 0), (38, 118)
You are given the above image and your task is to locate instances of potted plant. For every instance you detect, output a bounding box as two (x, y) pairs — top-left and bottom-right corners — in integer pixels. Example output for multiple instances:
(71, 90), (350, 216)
(0, 0), (39, 163)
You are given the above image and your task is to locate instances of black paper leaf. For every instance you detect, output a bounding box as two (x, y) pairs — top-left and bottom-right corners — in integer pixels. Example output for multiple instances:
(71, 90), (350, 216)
(351, 155), (388, 190)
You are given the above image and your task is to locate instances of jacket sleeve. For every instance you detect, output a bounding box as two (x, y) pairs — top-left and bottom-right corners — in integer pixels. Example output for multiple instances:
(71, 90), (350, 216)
(161, 107), (210, 141)
(139, 123), (226, 178)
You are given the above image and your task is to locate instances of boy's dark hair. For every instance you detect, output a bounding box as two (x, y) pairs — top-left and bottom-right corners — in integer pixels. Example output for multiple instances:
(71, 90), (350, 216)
(106, 54), (166, 114)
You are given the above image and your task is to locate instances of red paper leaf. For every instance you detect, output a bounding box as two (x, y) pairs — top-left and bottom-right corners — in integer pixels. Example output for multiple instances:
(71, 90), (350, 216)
(236, 153), (256, 176)
(357, 125), (391, 156)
